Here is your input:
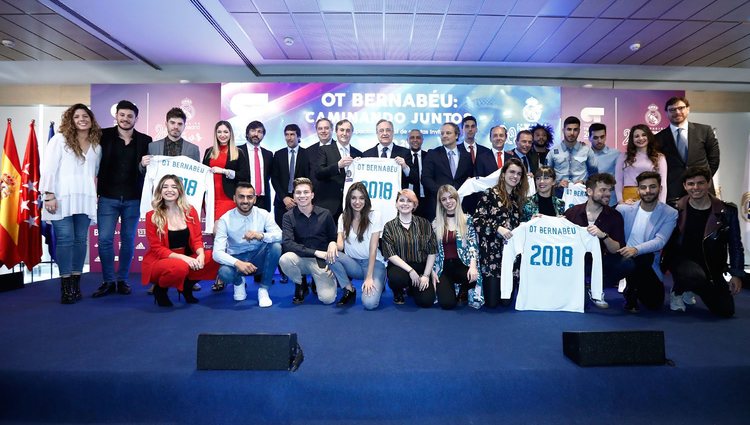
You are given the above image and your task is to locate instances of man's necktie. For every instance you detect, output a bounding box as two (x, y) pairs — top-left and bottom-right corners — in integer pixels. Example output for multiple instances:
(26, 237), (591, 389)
(381, 146), (388, 158)
(448, 150), (457, 179)
(412, 152), (420, 194)
(287, 148), (295, 193)
(469, 144), (475, 164)
(496, 151), (503, 169)
(676, 128), (688, 162)
(254, 146), (263, 196)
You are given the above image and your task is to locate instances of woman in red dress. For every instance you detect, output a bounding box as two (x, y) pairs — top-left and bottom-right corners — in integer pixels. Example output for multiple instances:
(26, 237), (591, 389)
(141, 174), (219, 307)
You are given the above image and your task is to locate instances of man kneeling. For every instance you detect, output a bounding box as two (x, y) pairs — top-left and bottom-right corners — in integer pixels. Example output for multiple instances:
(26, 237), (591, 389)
(213, 182), (282, 307)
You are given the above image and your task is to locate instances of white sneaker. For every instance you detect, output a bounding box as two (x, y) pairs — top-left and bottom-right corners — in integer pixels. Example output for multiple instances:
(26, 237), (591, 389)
(617, 279), (627, 293)
(589, 290), (609, 309)
(257, 287), (272, 308)
(670, 292), (686, 312)
(682, 291), (697, 305)
(233, 283), (247, 301)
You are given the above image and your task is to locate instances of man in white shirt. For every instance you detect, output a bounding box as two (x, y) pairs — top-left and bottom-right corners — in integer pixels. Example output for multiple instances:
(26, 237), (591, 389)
(213, 182), (282, 306)
(616, 171), (678, 312)
(239, 121), (273, 211)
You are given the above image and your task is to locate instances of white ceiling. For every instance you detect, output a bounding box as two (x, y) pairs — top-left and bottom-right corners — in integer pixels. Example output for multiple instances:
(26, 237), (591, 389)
(0, 0), (749, 90)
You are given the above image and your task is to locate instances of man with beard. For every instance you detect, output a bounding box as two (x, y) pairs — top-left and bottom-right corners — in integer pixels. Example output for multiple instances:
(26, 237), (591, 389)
(213, 182), (282, 306)
(615, 172), (678, 312)
(548, 116), (598, 196)
(316, 119), (362, 221)
(564, 173), (629, 309)
(239, 121), (273, 212)
(529, 123), (554, 166)
(92, 100), (153, 298)
(662, 167), (744, 317)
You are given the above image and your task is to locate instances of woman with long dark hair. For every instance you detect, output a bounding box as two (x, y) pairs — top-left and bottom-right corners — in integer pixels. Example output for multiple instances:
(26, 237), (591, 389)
(615, 124), (667, 204)
(431, 185), (482, 309)
(329, 182), (387, 309)
(473, 158), (528, 307)
(40, 103), (102, 304)
(141, 174), (219, 307)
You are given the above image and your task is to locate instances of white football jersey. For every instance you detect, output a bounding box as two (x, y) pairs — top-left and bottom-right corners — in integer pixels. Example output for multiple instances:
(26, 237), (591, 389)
(501, 215), (603, 313)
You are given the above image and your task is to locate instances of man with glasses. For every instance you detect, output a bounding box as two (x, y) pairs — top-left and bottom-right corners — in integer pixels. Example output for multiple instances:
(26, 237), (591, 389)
(655, 97), (720, 207)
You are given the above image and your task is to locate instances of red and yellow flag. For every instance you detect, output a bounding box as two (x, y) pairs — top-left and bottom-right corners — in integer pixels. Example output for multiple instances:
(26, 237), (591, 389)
(18, 120), (42, 269)
(0, 119), (22, 268)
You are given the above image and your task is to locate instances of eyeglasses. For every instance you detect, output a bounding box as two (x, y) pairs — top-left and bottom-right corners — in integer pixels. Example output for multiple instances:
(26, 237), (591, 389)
(667, 105), (687, 113)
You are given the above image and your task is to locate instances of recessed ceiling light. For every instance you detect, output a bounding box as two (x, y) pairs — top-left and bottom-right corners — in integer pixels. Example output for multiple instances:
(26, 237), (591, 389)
(179, 79), (190, 84)
(1, 39), (15, 48)
(582, 84), (594, 88)
(283, 37), (294, 46)
(629, 42), (641, 52)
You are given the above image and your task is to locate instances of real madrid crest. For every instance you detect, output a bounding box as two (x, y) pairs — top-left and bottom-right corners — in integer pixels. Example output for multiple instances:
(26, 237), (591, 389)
(645, 104), (661, 127)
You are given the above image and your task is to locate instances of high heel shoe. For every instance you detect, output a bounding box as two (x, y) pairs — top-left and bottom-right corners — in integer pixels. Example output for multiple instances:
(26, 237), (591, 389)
(153, 285), (173, 307)
(180, 280), (199, 304)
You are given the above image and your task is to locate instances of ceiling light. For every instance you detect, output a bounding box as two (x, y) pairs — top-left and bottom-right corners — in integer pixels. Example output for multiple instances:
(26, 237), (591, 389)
(1, 39), (15, 48)
(283, 37), (294, 46)
(179, 79), (190, 84)
(629, 42), (641, 52)
(582, 84), (593, 88)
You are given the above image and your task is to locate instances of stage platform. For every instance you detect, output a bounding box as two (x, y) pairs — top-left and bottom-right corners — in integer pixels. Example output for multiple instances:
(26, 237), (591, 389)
(1, 273), (749, 424)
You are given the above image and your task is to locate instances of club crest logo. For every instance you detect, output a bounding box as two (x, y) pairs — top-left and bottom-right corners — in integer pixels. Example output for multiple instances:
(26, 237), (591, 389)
(523, 97), (543, 122)
(645, 104), (661, 126)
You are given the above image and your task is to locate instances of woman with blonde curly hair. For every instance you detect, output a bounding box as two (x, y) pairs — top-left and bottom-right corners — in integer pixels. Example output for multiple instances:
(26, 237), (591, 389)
(141, 174), (219, 307)
(40, 103), (102, 304)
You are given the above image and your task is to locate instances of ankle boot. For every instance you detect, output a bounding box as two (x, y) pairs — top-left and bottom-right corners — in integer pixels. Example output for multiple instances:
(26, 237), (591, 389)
(180, 280), (199, 304)
(153, 285), (173, 307)
(70, 274), (83, 301)
(60, 276), (75, 305)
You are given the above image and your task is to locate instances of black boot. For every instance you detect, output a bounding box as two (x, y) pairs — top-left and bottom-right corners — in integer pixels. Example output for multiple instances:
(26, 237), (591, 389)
(60, 276), (75, 305)
(336, 287), (356, 306)
(70, 274), (83, 301)
(292, 280), (309, 304)
(153, 285), (173, 307)
(180, 280), (199, 304)
(92, 282), (116, 298)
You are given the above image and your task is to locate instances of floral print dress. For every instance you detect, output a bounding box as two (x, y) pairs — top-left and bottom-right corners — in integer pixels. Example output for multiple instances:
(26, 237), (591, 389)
(473, 188), (522, 279)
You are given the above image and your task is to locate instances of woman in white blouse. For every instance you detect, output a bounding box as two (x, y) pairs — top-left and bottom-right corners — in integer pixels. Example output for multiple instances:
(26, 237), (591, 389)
(329, 182), (387, 310)
(40, 104), (102, 304)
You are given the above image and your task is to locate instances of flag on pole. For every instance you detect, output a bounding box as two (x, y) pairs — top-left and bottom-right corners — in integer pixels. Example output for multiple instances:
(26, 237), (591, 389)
(18, 120), (42, 269)
(0, 119), (22, 268)
(40, 121), (56, 261)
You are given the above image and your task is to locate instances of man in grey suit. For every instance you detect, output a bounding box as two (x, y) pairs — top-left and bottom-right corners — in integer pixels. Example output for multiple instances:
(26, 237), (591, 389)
(655, 96), (720, 206)
(141, 106), (201, 291)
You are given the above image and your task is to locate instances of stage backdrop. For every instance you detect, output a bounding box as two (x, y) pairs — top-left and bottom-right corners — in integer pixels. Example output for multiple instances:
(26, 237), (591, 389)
(221, 83), (561, 153)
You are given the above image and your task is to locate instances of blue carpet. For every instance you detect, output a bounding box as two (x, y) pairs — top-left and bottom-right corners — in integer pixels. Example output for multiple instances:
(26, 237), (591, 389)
(1, 274), (749, 424)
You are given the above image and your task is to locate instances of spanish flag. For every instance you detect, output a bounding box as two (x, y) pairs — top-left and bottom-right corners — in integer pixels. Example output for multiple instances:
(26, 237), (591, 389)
(0, 119), (22, 268)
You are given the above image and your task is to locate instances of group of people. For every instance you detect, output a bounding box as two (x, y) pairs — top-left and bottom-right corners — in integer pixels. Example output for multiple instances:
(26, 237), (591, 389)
(39, 96), (744, 317)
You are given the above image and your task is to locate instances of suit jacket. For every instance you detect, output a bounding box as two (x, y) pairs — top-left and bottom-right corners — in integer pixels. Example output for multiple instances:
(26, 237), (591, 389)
(475, 147), (500, 177)
(148, 137), (200, 162)
(315, 142), (363, 220)
(459, 143), (492, 176)
(505, 149), (539, 174)
(271, 146), (309, 225)
(655, 122), (720, 202)
(616, 201), (678, 279)
(422, 146), (474, 220)
(201, 147), (250, 199)
(238, 143), (273, 211)
(362, 143), (415, 189)
(305, 139), (335, 193)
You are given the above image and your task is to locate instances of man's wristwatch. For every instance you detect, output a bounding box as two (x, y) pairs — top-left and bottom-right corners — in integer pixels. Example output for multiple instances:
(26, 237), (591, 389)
(600, 232), (609, 240)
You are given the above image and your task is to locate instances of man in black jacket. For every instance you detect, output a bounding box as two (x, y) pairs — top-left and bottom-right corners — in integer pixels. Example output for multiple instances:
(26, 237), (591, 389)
(316, 119), (362, 221)
(663, 166), (744, 317)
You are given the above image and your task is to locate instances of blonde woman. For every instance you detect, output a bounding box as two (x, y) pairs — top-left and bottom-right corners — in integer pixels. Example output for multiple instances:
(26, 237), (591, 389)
(40, 103), (102, 304)
(141, 175), (218, 307)
(431, 185), (483, 309)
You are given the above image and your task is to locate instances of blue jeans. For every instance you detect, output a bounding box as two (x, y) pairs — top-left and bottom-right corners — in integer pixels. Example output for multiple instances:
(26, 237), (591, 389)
(217, 242), (282, 289)
(330, 253), (386, 310)
(51, 214), (91, 276)
(97, 197), (141, 282)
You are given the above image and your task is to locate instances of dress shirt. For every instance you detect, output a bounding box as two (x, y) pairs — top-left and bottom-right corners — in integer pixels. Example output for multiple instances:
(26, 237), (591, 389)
(164, 138), (184, 157)
(213, 207), (282, 266)
(547, 141), (598, 184)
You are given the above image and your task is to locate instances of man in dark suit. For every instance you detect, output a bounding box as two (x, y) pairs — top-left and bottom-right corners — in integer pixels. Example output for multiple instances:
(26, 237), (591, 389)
(239, 120), (273, 211)
(407, 129), (429, 218)
(316, 119), (362, 221)
(655, 96), (720, 206)
(459, 116), (490, 214)
(506, 130), (539, 176)
(271, 124), (309, 227)
(362, 119), (414, 189)
(422, 122), (473, 221)
(476, 125), (507, 176)
(305, 118), (335, 193)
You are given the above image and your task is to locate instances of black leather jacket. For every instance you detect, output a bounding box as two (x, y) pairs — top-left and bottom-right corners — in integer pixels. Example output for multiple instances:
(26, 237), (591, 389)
(663, 195), (745, 279)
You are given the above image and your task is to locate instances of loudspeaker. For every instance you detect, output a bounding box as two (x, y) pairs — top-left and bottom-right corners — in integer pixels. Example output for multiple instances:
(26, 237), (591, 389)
(197, 333), (303, 371)
(562, 331), (666, 367)
(0, 271), (24, 293)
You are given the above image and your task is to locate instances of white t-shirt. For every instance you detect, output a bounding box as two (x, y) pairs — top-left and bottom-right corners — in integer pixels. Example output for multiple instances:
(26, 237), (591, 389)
(501, 216), (603, 313)
(562, 182), (588, 211)
(626, 207), (653, 247)
(141, 155), (215, 233)
(343, 158), (401, 223)
(337, 210), (385, 263)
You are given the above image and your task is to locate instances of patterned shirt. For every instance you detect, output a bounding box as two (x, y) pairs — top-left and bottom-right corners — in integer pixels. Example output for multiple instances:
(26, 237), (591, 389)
(381, 215), (437, 263)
